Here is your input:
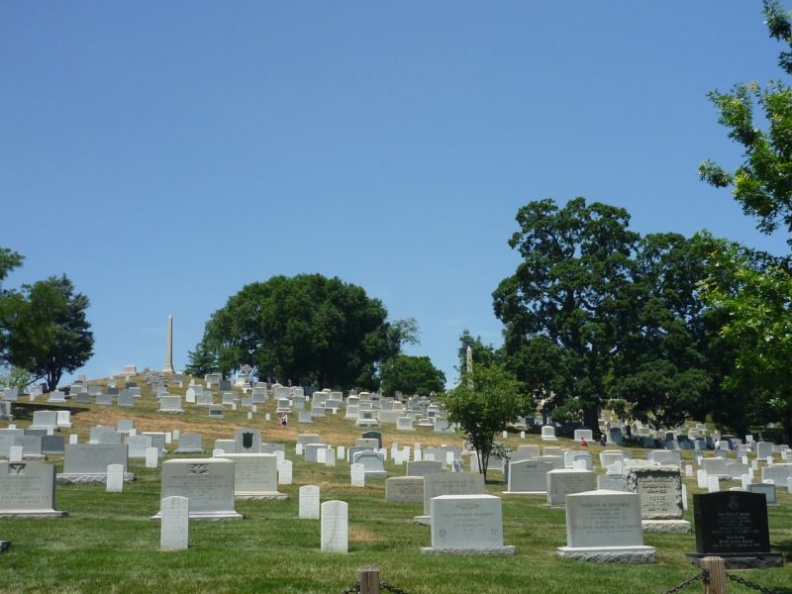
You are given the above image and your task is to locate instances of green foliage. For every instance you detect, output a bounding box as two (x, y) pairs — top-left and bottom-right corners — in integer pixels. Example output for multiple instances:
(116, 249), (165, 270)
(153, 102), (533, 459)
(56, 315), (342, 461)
(0, 247), (23, 287)
(700, 0), (792, 245)
(493, 197), (641, 430)
(383, 317), (420, 361)
(608, 232), (729, 429)
(700, 245), (792, 442)
(697, 0), (792, 440)
(380, 354), (445, 397)
(189, 274), (394, 390)
(184, 338), (220, 377)
(0, 247), (24, 358)
(0, 364), (33, 391)
(3, 275), (94, 391)
(493, 199), (755, 434)
(442, 363), (526, 480)
(457, 329), (501, 372)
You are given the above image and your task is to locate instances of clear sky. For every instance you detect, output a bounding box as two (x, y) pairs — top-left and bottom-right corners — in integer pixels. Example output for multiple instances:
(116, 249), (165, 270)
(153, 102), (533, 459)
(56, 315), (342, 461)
(2, 1), (790, 388)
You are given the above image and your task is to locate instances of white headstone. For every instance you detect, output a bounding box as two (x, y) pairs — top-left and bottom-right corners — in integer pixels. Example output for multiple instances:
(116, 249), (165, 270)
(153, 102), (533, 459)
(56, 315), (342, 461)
(0, 461), (65, 517)
(8, 446), (23, 463)
(546, 469), (595, 507)
(154, 458), (241, 520)
(320, 500), (348, 553)
(299, 485), (320, 519)
(106, 463), (124, 493)
(506, 460), (552, 494)
(278, 460), (293, 485)
(557, 490), (655, 563)
(145, 447), (159, 469)
(218, 453), (283, 499)
(423, 494), (514, 555)
(160, 496), (189, 551)
(385, 476), (425, 503)
(351, 463), (365, 487)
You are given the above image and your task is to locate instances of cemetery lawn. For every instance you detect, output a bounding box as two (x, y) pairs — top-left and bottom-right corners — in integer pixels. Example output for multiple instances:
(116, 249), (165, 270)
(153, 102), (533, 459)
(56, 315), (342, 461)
(1, 379), (790, 594)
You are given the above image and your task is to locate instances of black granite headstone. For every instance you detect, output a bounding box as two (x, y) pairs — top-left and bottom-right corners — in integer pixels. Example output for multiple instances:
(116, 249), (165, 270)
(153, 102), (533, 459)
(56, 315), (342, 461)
(693, 491), (769, 555)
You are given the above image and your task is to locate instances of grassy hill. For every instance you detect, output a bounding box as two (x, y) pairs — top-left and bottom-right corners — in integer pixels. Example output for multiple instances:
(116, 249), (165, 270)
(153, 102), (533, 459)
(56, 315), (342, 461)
(1, 375), (790, 594)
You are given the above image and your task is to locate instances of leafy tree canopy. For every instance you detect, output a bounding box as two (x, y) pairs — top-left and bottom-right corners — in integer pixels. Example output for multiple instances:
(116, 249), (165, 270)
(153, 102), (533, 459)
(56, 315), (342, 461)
(492, 199), (754, 435)
(457, 329), (501, 373)
(700, 245), (792, 442)
(442, 363), (526, 481)
(380, 354), (445, 397)
(0, 248), (23, 288)
(188, 273), (421, 391)
(0, 248), (24, 358)
(4, 275), (94, 391)
(493, 197), (641, 431)
(0, 365), (33, 391)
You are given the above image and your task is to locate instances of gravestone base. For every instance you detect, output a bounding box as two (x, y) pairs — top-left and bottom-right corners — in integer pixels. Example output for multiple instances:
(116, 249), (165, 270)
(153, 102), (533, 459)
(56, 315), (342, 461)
(56, 472), (136, 484)
(502, 490), (546, 496)
(21, 454), (47, 461)
(558, 545), (656, 563)
(685, 553), (783, 569)
(421, 545), (515, 556)
(0, 510), (67, 519)
(363, 471), (388, 480)
(236, 491), (288, 501)
(642, 519), (691, 534)
(414, 515), (431, 526)
(152, 510), (243, 521)
(355, 420), (380, 428)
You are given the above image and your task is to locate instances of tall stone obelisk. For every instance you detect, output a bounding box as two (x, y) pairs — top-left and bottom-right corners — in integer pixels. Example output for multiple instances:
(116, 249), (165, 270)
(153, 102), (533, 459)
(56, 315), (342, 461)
(163, 314), (175, 374)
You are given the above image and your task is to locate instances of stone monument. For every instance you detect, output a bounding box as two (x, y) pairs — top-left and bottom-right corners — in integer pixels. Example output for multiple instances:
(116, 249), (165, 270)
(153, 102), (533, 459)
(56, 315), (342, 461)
(557, 490), (655, 563)
(163, 314), (174, 374)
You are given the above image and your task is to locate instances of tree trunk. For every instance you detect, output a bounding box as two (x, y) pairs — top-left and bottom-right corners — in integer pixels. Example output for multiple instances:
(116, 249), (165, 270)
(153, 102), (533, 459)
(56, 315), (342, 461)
(47, 369), (62, 393)
(583, 405), (600, 438)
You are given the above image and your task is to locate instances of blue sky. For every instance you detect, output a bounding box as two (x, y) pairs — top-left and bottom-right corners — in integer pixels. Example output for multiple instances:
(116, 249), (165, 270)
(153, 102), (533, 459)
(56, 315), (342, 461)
(2, 1), (789, 388)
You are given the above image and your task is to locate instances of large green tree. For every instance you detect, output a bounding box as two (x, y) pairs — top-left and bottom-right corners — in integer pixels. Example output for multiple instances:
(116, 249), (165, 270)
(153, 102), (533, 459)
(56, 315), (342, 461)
(700, 0), (792, 246)
(493, 198), (640, 431)
(380, 354), (445, 397)
(4, 275), (94, 392)
(442, 362), (526, 481)
(188, 273), (403, 390)
(493, 200), (741, 434)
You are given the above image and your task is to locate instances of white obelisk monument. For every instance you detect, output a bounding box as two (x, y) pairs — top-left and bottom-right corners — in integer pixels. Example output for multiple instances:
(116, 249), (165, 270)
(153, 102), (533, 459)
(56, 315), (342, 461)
(163, 314), (175, 374)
